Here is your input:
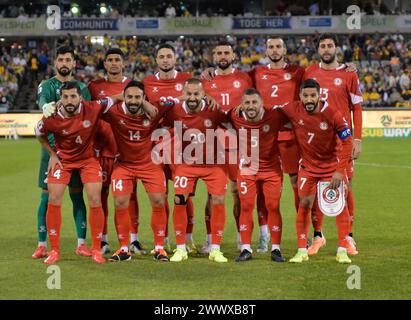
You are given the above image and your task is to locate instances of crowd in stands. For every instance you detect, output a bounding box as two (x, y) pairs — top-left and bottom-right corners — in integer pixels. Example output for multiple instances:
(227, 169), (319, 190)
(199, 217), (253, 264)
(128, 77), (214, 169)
(0, 32), (410, 111)
(1, 0), (409, 19)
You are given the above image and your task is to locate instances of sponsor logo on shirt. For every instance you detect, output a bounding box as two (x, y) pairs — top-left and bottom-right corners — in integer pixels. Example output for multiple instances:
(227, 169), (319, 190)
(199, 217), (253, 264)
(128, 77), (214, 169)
(153, 87), (159, 93)
(211, 83), (217, 89)
(262, 75), (268, 80)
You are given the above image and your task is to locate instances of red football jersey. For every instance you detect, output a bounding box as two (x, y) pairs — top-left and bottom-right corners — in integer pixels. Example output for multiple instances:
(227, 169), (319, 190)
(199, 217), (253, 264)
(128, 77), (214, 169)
(279, 100), (352, 176)
(35, 99), (111, 162)
(143, 71), (191, 104)
(251, 63), (305, 141)
(229, 108), (285, 173)
(88, 76), (131, 158)
(163, 100), (228, 167)
(101, 101), (170, 168)
(303, 63), (362, 138)
(202, 68), (253, 112)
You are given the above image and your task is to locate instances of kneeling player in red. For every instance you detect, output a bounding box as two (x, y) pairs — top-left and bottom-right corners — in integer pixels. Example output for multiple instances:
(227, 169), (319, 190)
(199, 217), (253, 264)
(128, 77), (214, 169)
(35, 81), (111, 264)
(277, 79), (353, 264)
(231, 88), (286, 263)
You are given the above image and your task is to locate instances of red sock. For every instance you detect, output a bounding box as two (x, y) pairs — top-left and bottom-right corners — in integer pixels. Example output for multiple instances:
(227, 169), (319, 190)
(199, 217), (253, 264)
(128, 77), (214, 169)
(256, 192), (268, 226)
(266, 198), (282, 245)
(239, 197), (254, 245)
(173, 204), (187, 245)
(311, 202), (324, 232)
(336, 206), (350, 248)
(165, 200), (170, 237)
(296, 206), (311, 248)
(211, 204), (226, 245)
(101, 190), (109, 235)
(292, 185), (299, 213)
(205, 197), (211, 235)
(114, 207), (130, 248)
(89, 206), (105, 251)
(46, 203), (62, 252)
(186, 197), (194, 234)
(347, 189), (355, 234)
(151, 205), (167, 247)
(128, 192), (139, 234)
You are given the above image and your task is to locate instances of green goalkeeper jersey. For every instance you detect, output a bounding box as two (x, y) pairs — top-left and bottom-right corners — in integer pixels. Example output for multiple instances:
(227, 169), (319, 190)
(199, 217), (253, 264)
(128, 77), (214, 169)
(37, 76), (91, 148)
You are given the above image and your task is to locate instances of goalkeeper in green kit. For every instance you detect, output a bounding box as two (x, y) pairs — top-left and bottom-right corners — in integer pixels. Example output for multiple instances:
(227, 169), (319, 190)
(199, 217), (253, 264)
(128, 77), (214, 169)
(32, 46), (93, 259)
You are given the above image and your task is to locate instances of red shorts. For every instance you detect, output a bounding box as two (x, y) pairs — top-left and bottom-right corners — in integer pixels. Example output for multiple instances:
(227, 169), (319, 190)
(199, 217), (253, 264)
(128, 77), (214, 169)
(173, 165), (228, 195)
(278, 139), (300, 175)
(100, 157), (115, 187)
(298, 168), (348, 198)
(237, 171), (283, 200)
(224, 149), (238, 181)
(346, 159), (354, 179)
(111, 163), (166, 197)
(48, 157), (102, 185)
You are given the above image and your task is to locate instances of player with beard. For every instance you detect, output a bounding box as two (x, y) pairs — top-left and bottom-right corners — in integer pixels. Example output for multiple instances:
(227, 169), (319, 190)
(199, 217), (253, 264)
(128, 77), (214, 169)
(35, 81), (122, 264)
(143, 44), (195, 254)
(275, 79), (353, 264)
(162, 79), (229, 263)
(303, 33), (362, 256)
(201, 41), (253, 254)
(88, 48), (146, 256)
(230, 89), (286, 263)
(32, 46), (92, 260)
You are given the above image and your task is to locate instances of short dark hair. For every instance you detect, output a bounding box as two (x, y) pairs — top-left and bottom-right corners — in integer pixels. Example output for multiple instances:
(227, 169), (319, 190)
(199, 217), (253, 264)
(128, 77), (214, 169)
(156, 44), (176, 56)
(300, 79), (320, 93)
(105, 48), (124, 60)
(124, 80), (145, 93)
(184, 78), (203, 87)
(56, 46), (75, 59)
(60, 81), (81, 95)
(215, 40), (233, 48)
(317, 33), (339, 48)
(243, 88), (261, 97)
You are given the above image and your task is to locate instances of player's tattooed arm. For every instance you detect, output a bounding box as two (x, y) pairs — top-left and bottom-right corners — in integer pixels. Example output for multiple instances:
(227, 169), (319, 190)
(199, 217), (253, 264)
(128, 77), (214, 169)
(200, 67), (216, 81)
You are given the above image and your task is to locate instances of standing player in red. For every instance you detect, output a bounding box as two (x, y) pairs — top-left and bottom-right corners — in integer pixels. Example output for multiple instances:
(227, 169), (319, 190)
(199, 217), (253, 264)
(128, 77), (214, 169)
(100, 81), (170, 262)
(303, 33), (362, 256)
(35, 81), (113, 264)
(88, 48), (146, 256)
(143, 44), (194, 253)
(201, 40), (253, 254)
(163, 79), (229, 263)
(277, 79), (353, 264)
(230, 88), (286, 263)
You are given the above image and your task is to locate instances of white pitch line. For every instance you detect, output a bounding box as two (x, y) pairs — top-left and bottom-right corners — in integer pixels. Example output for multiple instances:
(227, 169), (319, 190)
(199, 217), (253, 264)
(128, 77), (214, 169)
(356, 162), (411, 170)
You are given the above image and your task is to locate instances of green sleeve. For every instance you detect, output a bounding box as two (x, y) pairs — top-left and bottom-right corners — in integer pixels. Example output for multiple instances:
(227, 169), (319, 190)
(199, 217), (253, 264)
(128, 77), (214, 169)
(37, 81), (52, 108)
(81, 85), (92, 101)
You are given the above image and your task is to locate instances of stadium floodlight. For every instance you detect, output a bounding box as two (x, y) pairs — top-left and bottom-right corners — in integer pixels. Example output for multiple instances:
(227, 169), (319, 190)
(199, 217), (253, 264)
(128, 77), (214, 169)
(0, 38), (5, 42)
(100, 3), (108, 15)
(70, 3), (80, 15)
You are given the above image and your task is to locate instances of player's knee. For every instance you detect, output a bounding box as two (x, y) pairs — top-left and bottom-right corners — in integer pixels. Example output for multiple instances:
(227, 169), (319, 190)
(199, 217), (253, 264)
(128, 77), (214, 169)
(88, 195), (101, 207)
(266, 199), (280, 213)
(289, 174), (298, 187)
(299, 197), (311, 209)
(174, 194), (187, 205)
(241, 199), (253, 213)
(151, 196), (165, 208)
(115, 197), (129, 209)
(211, 195), (225, 205)
(48, 193), (62, 205)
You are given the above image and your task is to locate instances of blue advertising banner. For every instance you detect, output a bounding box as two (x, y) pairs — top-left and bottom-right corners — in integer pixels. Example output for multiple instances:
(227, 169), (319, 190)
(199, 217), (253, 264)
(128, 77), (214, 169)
(308, 17), (332, 27)
(232, 17), (291, 29)
(61, 19), (118, 30)
(136, 19), (159, 29)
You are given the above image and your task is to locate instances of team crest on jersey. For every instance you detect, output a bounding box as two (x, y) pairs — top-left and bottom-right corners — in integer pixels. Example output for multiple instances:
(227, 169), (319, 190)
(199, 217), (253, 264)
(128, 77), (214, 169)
(320, 122), (328, 130)
(334, 78), (342, 86)
(233, 81), (241, 88)
(83, 120), (91, 128)
(298, 119), (304, 126)
(175, 83), (183, 92)
(143, 119), (151, 127)
(262, 124), (270, 132)
(204, 119), (213, 128)
(284, 73), (291, 80)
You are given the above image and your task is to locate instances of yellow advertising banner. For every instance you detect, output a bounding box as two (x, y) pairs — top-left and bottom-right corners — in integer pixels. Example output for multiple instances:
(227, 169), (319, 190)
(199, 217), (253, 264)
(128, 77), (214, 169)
(363, 110), (411, 128)
(0, 113), (43, 136)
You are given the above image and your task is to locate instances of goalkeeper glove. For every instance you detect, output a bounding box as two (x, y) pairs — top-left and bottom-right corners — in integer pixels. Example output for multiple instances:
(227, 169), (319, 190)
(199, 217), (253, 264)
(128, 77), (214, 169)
(42, 102), (56, 118)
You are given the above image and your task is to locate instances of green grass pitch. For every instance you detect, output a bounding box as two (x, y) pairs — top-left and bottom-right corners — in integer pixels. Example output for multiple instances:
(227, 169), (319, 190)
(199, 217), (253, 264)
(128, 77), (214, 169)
(0, 138), (410, 299)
